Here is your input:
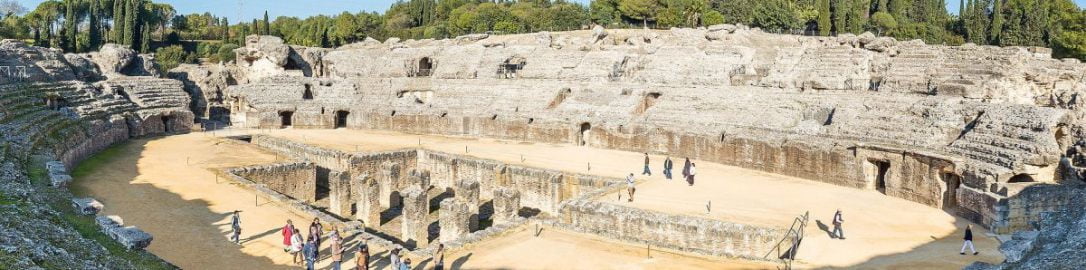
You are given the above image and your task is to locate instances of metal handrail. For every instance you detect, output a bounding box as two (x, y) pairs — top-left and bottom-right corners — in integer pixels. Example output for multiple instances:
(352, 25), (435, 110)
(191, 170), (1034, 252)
(764, 211), (810, 270)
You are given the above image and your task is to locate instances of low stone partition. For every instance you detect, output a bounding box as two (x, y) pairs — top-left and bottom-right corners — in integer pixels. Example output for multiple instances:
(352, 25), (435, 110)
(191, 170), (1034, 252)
(251, 135), (354, 171)
(991, 184), (1086, 233)
(95, 216), (153, 250)
(558, 199), (787, 260)
(228, 162), (317, 203)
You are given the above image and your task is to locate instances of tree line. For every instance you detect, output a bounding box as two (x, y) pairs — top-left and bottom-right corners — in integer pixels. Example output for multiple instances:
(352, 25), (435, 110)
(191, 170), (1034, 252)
(1, 0), (1085, 62)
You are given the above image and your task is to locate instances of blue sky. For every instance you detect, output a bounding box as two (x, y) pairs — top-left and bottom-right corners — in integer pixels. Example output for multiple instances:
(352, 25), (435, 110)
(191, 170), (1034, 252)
(15, 0), (1085, 21)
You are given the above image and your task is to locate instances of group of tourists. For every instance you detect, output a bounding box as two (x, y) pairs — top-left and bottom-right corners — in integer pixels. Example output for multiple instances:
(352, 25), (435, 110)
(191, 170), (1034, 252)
(280, 218), (347, 270)
(627, 154), (698, 202)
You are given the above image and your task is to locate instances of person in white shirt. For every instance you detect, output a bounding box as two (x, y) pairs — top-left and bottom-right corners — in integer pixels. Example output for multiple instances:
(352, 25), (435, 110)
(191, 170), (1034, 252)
(687, 163), (697, 186)
(626, 173), (636, 202)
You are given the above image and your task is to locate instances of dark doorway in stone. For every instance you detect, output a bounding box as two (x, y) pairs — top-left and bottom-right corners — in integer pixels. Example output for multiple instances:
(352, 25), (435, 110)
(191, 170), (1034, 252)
(335, 111), (349, 128)
(872, 160), (890, 194)
(579, 122), (592, 146)
(303, 84), (314, 100)
(279, 111), (294, 127)
(161, 115), (173, 133)
(418, 57), (433, 77)
(316, 167), (331, 202)
(942, 172), (962, 210)
(1008, 174), (1035, 183)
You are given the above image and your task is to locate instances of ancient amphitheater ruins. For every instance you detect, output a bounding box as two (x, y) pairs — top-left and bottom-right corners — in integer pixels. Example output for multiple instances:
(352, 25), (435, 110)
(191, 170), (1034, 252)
(2, 24), (1085, 269)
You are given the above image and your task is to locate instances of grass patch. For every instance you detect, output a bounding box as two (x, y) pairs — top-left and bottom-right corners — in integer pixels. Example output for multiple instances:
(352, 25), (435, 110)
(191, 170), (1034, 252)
(71, 143), (127, 179)
(26, 157), (175, 270)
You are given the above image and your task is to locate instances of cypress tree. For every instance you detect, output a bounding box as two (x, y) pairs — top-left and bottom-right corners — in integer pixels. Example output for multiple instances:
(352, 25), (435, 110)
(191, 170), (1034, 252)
(990, 0), (1003, 44)
(124, 0), (136, 46)
(263, 11), (270, 35)
(114, 0), (125, 43)
(833, 0), (848, 34)
(65, 0), (77, 52)
(251, 19), (259, 34)
(141, 26), (150, 52)
(89, 0), (101, 50)
(221, 17), (230, 44)
(818, 0), (832, 35)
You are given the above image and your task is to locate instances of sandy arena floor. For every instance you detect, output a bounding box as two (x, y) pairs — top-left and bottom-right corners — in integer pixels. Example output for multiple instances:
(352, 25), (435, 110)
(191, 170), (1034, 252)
(71, 128), (1006, 269)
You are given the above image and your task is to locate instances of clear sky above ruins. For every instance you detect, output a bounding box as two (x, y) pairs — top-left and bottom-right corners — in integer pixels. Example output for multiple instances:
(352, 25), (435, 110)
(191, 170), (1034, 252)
(16, 0), (1086, 22)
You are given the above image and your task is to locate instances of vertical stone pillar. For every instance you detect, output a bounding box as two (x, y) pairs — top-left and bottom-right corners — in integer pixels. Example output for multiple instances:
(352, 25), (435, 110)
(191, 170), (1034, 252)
(439, 198), (471, 243)
(456, 179), (480, 230)
(401, 186), (429, 247)
(409, 169), (431, 190)
(493, 188), (521, 225)
(380, 162), (401, 208)
(328, 171), (352, 217)
(354, 175), (382, 227)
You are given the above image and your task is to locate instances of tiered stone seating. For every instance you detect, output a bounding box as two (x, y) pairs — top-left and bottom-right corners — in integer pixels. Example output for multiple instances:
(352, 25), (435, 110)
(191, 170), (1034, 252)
(794, 46), (871, 90)
(932, 46), (1023, 98)
(880, 47), (941, 94)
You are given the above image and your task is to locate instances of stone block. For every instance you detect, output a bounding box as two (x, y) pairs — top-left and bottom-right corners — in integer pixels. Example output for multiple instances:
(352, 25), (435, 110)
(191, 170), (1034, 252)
(401, 186), (429, 247)
(113, 226), (154, 250)
(354, 175), (382, 227)
(492, 188), (521, 225)
(439, 198), (472, 243)
(72, 198), (104, 215)
(328, 171), (352, 217)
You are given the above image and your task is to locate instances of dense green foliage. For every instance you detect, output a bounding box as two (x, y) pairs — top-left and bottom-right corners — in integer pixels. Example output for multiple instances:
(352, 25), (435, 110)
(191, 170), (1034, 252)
(1, 0), (1086, 61)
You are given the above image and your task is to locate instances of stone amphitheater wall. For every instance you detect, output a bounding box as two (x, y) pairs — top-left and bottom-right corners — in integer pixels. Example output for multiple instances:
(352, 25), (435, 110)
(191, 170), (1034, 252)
(229, 162), (317, 203)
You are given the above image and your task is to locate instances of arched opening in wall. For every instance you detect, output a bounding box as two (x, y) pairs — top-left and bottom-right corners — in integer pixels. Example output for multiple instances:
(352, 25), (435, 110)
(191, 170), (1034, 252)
(547, 88), (572, 109)
(417, 57), (433, 77)
(578, 122), (592, 146)
(284, 56), (303, 70)
(315, 167), (330, 201)
(1008, 174), (1036, 183)
(631, 92), (662, 115)
(303, 84), (314, 100)
(161, 115), (173, 133)
(865, 159), (891, 194)
(389, 191), (403, 209)
(334, 110), (349, 128)
(279, 111), (294, 128)
(941, 172), (962, 210)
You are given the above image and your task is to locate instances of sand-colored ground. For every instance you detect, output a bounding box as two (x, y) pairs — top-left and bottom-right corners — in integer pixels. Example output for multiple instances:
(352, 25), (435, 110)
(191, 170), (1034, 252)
(249, 128), (1006, 269)
(73, 131), (792, 269)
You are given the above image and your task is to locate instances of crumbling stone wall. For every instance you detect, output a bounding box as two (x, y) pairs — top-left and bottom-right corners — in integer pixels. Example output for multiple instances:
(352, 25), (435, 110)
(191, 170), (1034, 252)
(229, 162), (317, 202)
(560, 198), (786, 260)
(400, 186), (430, 247)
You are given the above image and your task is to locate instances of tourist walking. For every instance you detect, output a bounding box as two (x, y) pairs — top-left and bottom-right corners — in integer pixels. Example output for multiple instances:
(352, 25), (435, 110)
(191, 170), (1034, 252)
(832, 209), (845, 239)
(303, 237), (318, 270)
(626, 173), (636, 202)
(961, 225), (978, 255)
(330, 230), (344, 270)
(309, 218), (324, 259)
(434, 244), (446, 270)
(230, 210), (241, 245)
(642, 153), (652, 176)
(687, 163), (697, 186)
(281, 219), (295, 252)
(290, 228), (304, 264)
(663, 156), (673, 180)
(682, 157), (691, 181)
(356, 242), (370, 270)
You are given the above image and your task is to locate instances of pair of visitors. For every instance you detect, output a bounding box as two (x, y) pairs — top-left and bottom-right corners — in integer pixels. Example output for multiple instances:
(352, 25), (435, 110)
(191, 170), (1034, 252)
(681, 158), (697, 186)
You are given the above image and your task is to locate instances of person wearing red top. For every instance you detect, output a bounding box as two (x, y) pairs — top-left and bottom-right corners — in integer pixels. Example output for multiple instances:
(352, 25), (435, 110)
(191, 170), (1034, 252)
(281, 219), (295, 251)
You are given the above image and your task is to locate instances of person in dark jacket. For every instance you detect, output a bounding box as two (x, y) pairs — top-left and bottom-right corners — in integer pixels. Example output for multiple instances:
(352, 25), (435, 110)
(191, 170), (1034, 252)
(682, 157), (691, 180)
(642, 153), (652, 176)
(663, 156), (673, 180)
(960, 224), (978, 255)
(229, 210), (241, 244)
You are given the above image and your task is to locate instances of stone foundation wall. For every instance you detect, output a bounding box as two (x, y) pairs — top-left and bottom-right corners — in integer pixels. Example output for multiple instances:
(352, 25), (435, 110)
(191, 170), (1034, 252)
(229, 162), (317, 202)
(992, 184), (1086, 233)
(560, 199), (787, 260)
(251, 135), (353, 171)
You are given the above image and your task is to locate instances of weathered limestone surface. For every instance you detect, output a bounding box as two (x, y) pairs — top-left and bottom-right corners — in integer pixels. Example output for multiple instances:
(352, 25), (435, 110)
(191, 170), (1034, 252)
(439, 198), (472, 243)
(492, 188), (521, 225)
(354, 174), (382, 227)
(400, 186), (430, 247)
(95, 216), (153, 250)
(229, 162), (317, 202)
(328, 170), (352, 217)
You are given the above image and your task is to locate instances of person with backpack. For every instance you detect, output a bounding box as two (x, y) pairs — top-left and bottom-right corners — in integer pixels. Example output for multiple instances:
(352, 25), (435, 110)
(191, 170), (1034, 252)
(303, 236), (318, 270)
